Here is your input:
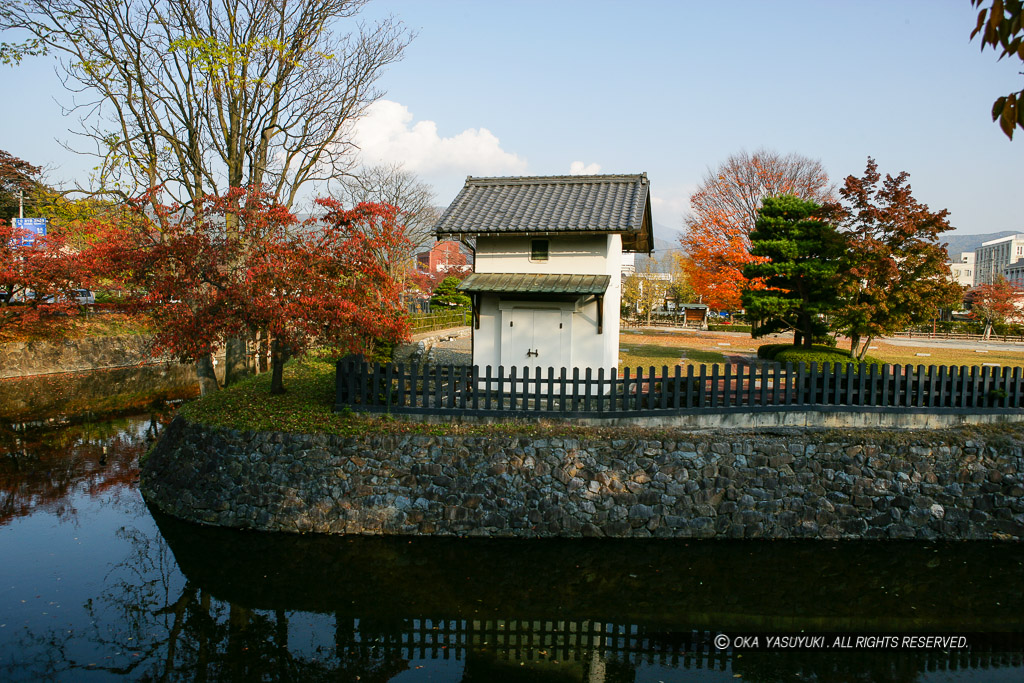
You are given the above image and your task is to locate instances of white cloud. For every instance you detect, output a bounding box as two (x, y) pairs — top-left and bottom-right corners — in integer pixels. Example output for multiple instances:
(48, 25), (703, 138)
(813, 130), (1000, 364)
(650, 190), (695, 229)
(351, 100), (527, 177)
(569, 161), (602, 175)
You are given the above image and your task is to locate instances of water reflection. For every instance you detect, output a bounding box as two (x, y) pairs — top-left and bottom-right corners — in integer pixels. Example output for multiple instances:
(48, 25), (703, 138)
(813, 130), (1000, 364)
(1, 410), (1023, 681)
(0, 363), (199, 424)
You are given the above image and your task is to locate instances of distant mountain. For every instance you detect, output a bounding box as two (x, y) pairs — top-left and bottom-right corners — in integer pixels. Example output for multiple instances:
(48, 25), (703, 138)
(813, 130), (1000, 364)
(943, 231), (1022, 259)
(652, 220), (683, 253)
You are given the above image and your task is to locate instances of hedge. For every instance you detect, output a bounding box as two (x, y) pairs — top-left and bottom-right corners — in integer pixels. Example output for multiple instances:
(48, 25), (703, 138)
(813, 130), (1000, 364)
(758, 343), (882, 368)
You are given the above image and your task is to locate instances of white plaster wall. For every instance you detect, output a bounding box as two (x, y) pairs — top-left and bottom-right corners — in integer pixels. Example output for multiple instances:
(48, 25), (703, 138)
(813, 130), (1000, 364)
(470, 235), (623, 374)
(475, 236), (611, 274)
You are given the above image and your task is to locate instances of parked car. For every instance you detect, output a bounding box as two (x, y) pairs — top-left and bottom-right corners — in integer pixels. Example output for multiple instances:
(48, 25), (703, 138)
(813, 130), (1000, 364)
(71, 289), (95, 305)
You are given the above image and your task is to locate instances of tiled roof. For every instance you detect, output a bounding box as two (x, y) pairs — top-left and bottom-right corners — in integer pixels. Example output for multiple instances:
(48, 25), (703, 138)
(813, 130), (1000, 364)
(457, 273), (611, 295)
(434, 174), (653, 252)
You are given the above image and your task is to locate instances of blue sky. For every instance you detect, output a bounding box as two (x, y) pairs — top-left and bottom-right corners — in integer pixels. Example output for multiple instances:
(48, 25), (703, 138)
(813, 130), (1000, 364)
(1, 0), (1021, 237)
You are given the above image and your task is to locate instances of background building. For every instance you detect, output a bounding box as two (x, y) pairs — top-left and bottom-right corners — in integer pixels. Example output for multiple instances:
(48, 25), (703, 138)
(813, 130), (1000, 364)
(973, 234), (1024, 286)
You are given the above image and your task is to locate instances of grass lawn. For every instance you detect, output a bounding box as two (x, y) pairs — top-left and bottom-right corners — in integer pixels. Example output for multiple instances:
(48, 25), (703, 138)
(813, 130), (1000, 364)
(178, 354), (647, 439)
(620, 329), (1024, 371)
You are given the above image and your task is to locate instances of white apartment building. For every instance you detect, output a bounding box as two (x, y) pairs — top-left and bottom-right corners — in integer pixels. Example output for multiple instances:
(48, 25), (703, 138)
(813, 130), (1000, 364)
(974, 235), (1024, 286)
(948, 252), (975, 288)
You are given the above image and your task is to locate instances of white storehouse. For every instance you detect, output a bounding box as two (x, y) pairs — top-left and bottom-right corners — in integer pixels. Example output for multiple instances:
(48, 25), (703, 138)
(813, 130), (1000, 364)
(434, 174), (653, 373)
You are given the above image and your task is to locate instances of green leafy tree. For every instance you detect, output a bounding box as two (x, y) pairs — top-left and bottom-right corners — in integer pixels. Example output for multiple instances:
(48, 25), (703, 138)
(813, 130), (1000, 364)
(834, 158), (964, 360)
(0, 149), (42, 225)
(430, 276), (470, 309)
(970, 0), (1024, 139)
(1, 0), (412, 386)
(742, 195), (846, 348)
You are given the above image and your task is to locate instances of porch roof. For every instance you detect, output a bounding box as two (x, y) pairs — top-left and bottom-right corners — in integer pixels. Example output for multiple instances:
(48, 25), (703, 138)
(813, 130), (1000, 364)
(457, 273), (611, 295)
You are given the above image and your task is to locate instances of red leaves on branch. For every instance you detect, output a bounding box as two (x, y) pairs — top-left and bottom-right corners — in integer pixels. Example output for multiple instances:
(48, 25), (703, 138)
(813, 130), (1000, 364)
(0, 220), (83, 341)
(680, 150), (834, 311)
(84, 187), (410, 392)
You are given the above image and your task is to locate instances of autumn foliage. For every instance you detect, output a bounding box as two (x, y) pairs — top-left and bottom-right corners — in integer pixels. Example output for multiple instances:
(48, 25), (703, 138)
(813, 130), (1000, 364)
(85, 188), (410, 394)
(0, 220), (83, 341)
(835, 158), (963, 359)
(968, 276), (1023, 339)
(680, 149), (834, 310)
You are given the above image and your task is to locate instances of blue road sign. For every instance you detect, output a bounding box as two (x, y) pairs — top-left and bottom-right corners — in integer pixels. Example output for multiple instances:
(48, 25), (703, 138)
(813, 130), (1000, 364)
(13, 217), (47, 246)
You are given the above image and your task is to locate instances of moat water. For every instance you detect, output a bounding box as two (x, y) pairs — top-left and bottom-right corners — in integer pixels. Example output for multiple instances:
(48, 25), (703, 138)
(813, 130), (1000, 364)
(1, 369), (1023, 681)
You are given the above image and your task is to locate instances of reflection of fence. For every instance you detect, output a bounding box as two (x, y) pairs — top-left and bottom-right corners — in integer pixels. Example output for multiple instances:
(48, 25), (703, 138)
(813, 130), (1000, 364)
(408, 309), (471, 334)
(338, 617), (726, 666)
(334, 617), (1024, 670)
(335, 359), (1024, 417)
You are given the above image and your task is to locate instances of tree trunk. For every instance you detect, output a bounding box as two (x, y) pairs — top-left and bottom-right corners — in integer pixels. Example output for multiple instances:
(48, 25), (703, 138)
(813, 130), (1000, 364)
(857, 335), (874, 361)
(224, 335), (249, 386)
(983, 320), (993, 341)
(850, 333), (861, 360)
(793, 330), (803, 347)
(196, 353), (219, 395)
(270, 339), (290, 395)
(258, 329), (270, 373)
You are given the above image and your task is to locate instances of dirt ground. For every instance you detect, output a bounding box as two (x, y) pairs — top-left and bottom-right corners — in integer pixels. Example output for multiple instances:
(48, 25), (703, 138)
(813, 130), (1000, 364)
(422, 325), (1024, 370)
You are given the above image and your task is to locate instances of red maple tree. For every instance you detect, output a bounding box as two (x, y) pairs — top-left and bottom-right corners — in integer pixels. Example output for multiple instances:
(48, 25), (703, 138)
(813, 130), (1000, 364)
(85, 188), (410, 394)
(968, 276), (1023, 340)
(680, 149), (834, 311)
(0, 220), (83, 340)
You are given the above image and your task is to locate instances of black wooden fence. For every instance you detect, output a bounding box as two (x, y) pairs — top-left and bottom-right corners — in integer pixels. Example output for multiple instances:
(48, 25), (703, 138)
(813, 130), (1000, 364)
(335, 358), (1024, 418)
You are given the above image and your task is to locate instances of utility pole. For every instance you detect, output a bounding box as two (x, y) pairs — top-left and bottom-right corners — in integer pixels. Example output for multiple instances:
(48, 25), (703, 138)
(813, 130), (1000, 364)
(18, 188), (24, 219)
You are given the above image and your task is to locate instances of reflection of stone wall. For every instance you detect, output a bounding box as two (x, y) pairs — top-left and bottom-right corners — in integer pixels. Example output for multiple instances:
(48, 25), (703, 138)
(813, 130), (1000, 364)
(143, 418), (1024, 541)
(0, 335), (156, 378)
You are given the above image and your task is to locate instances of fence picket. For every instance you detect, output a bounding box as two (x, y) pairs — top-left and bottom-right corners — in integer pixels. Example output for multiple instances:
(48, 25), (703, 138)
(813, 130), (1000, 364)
(968, 366), (978, 408)
(685, 365), (694, 409)
(784, 363), (794, 405)
(895, 364), (906, 407)
(808, 362), (818, 405)
(821, 362), (831, 406)
(497, 365), (506, 411)
(457, 365), (468, 410)
(1013, 367), (1022, 408)
(980, 365), (992, 407)
(509, 366), (519, 411)
(335, 359), (1024, 418)
(660, 365), (669, 409)
(547, 367), (556, 411)
(608, 367), (617, 412)
(950, 366), (960, 408)
(635, 367), (645, 411)
(857, 363), (866, 406)
(698, 365), (707, 408)
(584, 368), (593, 412)
(572, 367), (581, 412)
(880, 365), (890, 407)
(772, 363), (781, 405)
(710, 365), (720, 409)
(672, 366), (682, 410)
(471, 366), (480, 410)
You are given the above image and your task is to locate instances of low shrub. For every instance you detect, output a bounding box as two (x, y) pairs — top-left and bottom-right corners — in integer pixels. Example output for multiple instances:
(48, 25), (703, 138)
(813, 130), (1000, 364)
(772, 345), (883, 369)
(757, 344), (793, 360)
(707, 323), (752, 333)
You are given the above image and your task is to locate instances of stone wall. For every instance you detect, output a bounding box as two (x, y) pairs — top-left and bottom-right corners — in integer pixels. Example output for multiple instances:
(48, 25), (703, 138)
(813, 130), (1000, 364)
(142, 418), (1024, 540)
(0, 334), (156, 378)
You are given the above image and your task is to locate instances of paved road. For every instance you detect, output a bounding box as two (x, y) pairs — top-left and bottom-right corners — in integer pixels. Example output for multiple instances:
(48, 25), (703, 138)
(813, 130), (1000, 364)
(878, 336), (1024, 352)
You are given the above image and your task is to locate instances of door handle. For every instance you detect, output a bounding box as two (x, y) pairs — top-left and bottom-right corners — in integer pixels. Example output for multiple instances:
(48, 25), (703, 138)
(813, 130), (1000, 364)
(526, 349), (538, 357)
